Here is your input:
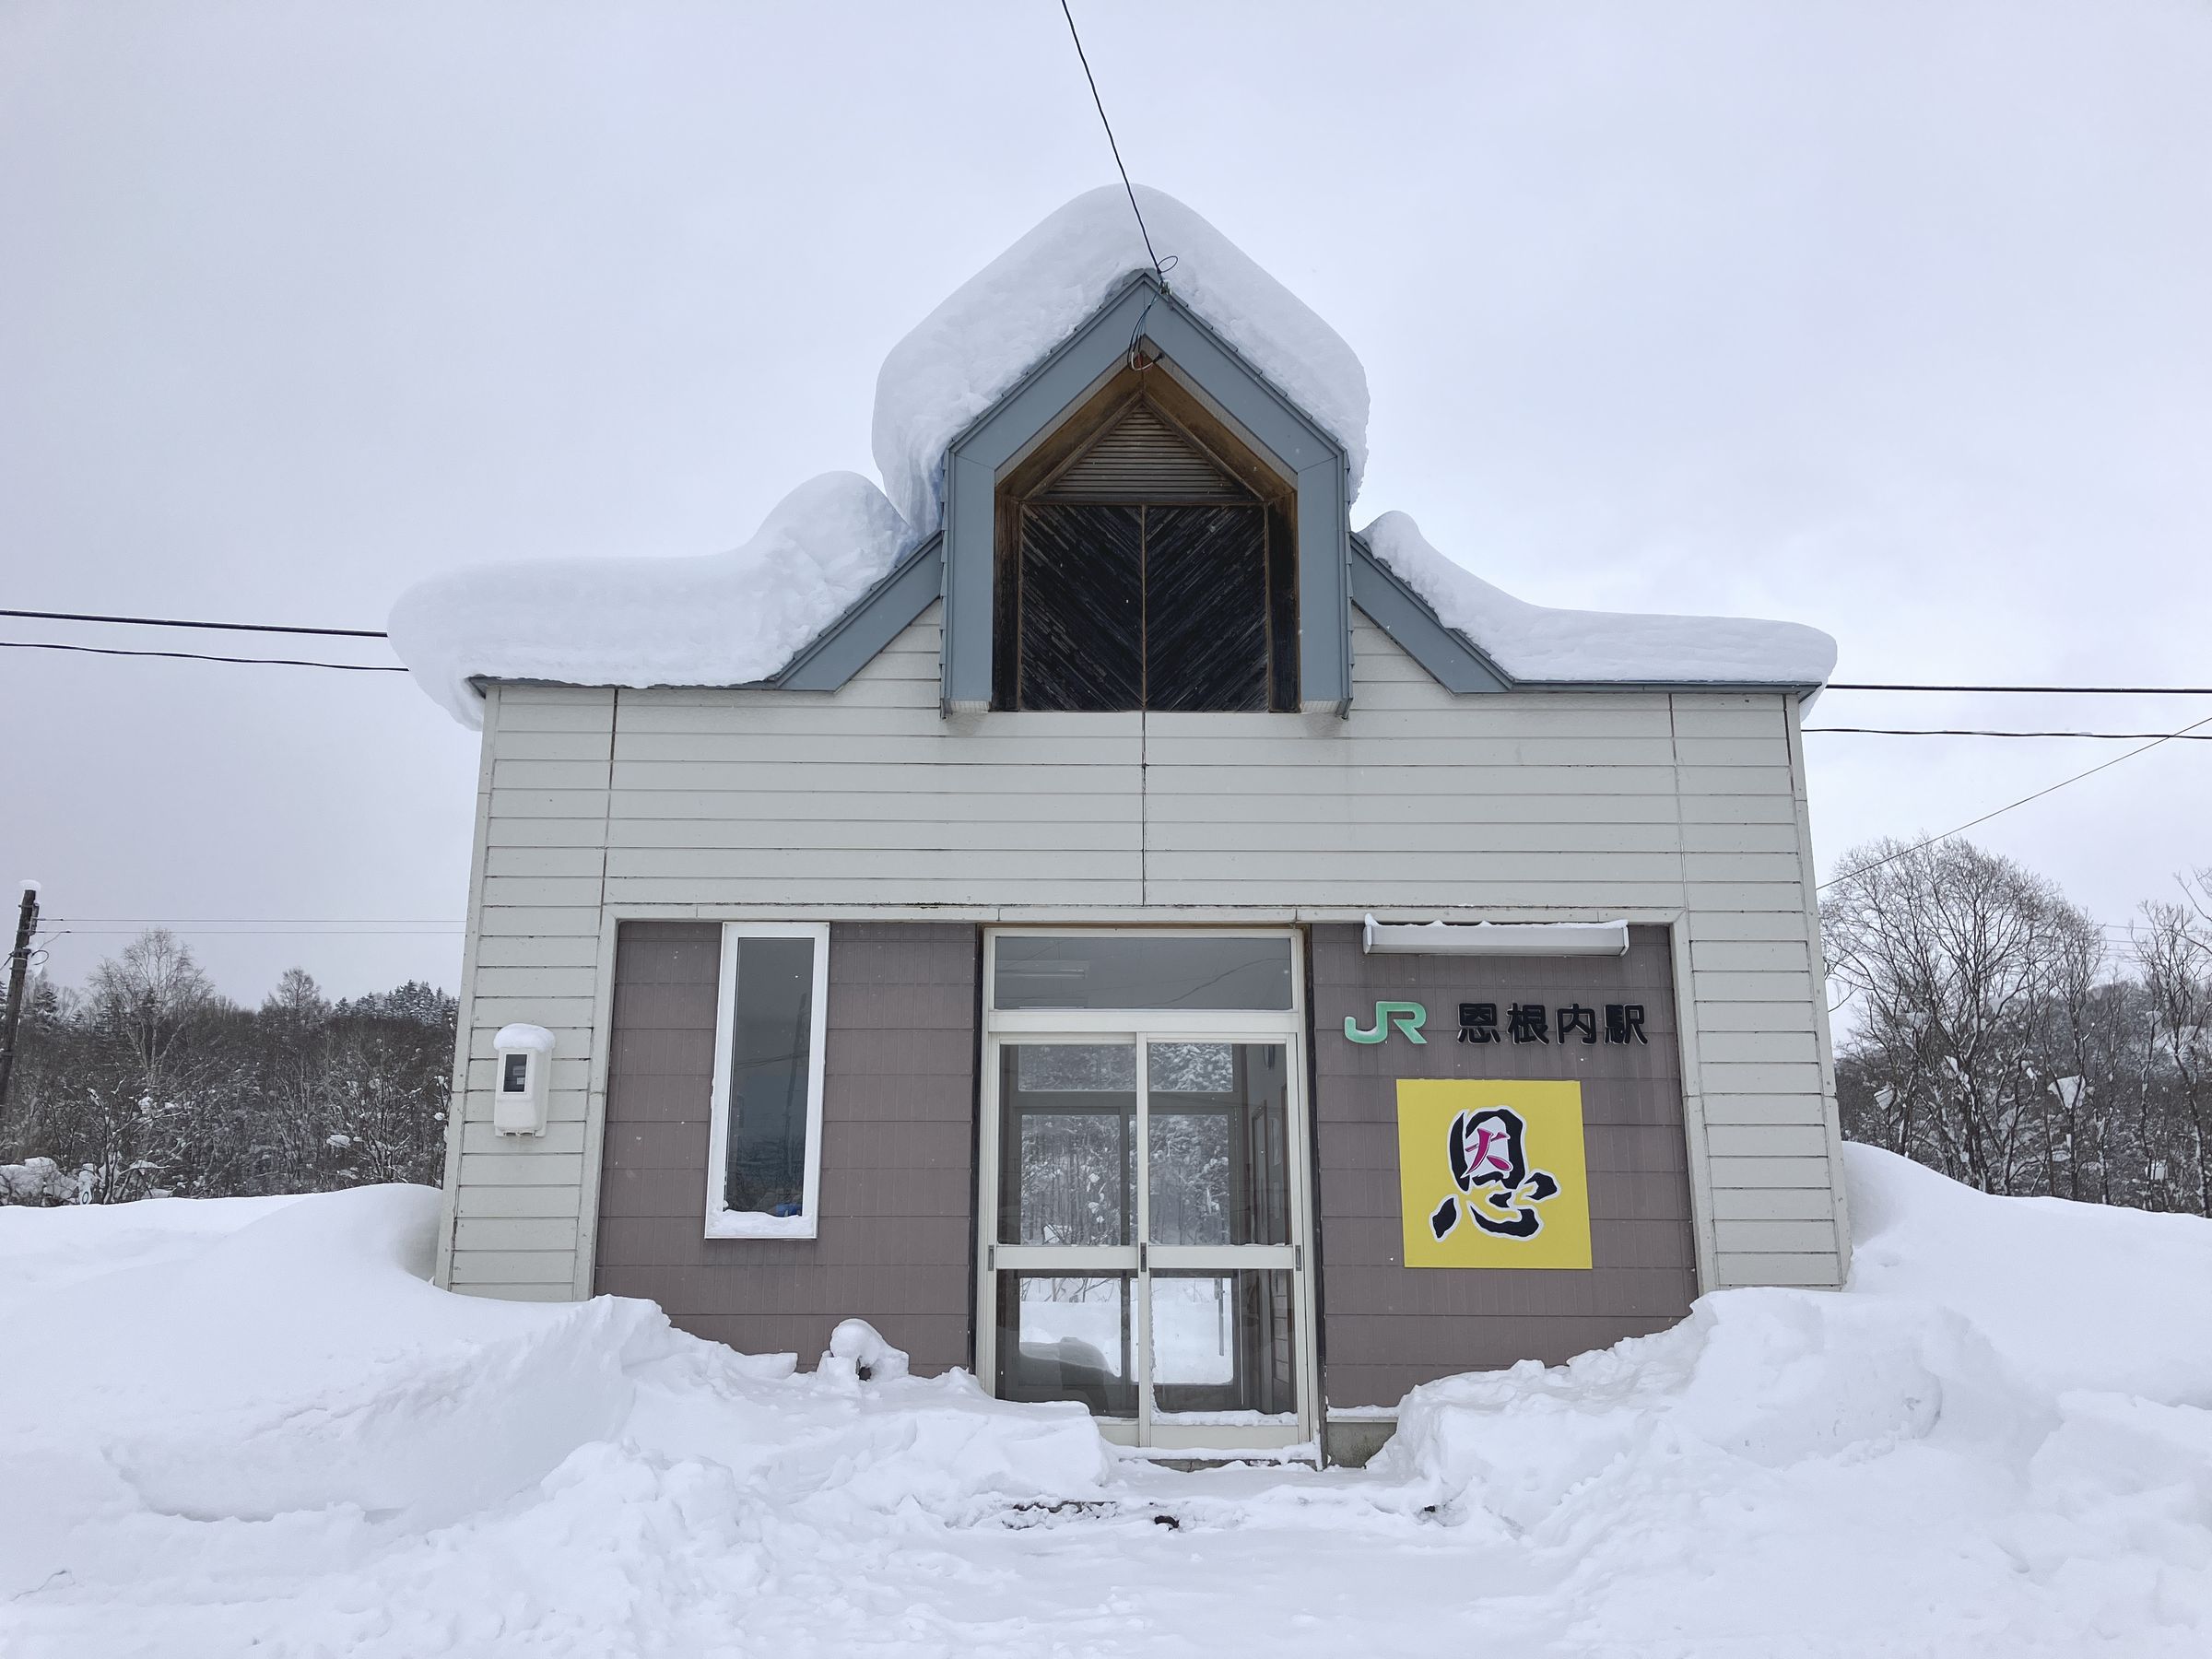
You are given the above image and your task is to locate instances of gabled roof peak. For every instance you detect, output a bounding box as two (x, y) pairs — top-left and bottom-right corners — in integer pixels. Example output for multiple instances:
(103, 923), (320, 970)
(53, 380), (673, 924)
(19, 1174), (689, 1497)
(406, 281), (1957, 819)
(871, 185), (1370, 539)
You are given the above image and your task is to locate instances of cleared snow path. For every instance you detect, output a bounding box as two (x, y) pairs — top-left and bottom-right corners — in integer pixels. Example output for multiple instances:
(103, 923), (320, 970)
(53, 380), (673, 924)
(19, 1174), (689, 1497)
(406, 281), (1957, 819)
(4, 1147), (2209, 1657)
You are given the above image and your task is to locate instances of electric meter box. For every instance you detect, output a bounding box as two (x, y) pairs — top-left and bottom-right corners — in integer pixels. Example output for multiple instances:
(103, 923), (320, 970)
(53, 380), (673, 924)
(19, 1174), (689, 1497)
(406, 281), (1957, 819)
(490, 1023), (555, 1136)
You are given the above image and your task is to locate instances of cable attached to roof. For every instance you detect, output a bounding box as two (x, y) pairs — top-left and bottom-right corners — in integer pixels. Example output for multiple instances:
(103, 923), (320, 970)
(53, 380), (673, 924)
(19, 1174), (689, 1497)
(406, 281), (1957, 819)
(1056, 0), (1178, 372)
(1059, 0), (1164, 284)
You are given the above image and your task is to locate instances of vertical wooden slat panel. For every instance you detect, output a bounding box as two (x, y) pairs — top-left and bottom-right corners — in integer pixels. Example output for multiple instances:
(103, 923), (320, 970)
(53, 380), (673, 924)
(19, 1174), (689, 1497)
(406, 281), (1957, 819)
(1145, 505), (1269, 712)
(1018, 503), (1143, 710)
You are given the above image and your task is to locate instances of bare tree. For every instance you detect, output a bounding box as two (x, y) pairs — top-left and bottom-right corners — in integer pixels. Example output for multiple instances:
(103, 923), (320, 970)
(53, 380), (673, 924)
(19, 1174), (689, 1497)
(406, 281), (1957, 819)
(2135, 897), (2212, 1216)
(3, 935), (453, 1203)
(1823, 838), (2105, 1195)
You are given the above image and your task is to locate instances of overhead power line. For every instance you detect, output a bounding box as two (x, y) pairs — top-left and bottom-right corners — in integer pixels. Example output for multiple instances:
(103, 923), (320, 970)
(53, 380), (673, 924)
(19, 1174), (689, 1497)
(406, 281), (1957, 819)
(1828, 682), (2212, 696)
(1818, 711), (2212, 891)
(10, 611), (2212, 698)
(1, 607), (385, 639)
(1, 641), (406, 672)
(45, 926), (462, 936)
(41, 914), (463, 938)
(1806, 726), (2212, 740)
(51, 915), (463, 924)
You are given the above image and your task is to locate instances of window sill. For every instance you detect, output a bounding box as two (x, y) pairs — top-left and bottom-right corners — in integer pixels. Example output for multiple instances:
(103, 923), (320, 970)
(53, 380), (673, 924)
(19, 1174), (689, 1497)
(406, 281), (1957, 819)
(704, 1211), (817, 1241)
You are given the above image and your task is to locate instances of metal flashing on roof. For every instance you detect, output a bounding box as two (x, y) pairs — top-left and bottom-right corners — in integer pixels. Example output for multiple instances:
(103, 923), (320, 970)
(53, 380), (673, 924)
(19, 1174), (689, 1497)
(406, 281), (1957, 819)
(770, 532), (943, 692)
(1347, 535), (1512, 694)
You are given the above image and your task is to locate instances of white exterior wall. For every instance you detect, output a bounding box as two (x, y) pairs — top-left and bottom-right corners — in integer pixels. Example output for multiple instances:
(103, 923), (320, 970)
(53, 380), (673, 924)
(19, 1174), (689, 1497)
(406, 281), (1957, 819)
(434, 603), (1850, 1299)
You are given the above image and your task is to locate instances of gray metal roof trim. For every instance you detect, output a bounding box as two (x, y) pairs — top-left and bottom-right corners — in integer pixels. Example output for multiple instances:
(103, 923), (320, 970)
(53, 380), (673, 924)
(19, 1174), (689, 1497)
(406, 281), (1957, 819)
(769, 531), (944, 691)
(1347, 534), (1512, 694)
(937, 270), (1350, 483)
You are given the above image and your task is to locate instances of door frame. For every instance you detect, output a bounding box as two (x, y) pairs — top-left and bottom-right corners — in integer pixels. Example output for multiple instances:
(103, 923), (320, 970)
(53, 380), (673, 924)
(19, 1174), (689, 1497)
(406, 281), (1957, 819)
(975, 927), (1319, 1452)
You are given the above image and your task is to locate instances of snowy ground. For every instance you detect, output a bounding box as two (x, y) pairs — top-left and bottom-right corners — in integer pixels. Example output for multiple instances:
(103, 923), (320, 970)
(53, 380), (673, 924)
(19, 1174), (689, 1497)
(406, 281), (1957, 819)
(3, 1150), (2208, 1657)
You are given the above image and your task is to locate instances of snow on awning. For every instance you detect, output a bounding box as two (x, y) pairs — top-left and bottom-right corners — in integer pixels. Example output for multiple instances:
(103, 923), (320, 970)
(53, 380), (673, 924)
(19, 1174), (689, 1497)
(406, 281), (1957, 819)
(1360, 915), (1633, 958)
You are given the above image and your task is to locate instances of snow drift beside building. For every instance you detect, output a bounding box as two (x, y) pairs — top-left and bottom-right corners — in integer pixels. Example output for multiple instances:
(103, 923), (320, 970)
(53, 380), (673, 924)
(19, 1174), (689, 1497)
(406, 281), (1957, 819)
(3, 1146), (2207, 1653)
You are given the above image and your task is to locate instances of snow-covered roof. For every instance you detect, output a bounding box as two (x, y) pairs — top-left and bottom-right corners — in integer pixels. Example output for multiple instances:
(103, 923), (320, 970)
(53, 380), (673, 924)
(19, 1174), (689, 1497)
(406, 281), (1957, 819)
(388, 472), (910, 727)
(874, 185), (1369, 536)
(389, 185), (1834, 727)
(1360, 512), (1836, 688)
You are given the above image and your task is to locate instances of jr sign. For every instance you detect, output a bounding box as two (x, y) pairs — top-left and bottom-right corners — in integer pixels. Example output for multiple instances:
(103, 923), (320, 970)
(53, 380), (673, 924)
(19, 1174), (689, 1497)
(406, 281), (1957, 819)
(1395, 1079), (1593, 1270)
(1344, 1001), (1427, 1044)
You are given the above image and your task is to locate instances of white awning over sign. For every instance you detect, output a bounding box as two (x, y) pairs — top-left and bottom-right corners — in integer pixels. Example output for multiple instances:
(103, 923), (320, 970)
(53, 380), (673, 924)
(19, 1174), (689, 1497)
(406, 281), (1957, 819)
(1359, 916), (1632, 959)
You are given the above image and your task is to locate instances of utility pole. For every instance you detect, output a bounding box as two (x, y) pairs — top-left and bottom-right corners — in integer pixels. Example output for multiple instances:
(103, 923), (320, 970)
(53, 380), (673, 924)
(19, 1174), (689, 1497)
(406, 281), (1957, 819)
(0, 880), (40, 1120)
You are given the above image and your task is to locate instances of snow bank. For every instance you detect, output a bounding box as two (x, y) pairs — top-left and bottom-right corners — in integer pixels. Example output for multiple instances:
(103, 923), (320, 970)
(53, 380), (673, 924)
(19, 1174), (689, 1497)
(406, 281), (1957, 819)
(0, 1182), (1109, 1625)
(1373, 1282), (2037, 1530)
(1364, 1145), (2212, 1649)
(873, 184), (1368, 537)
(1843, 1142), (2212, 1402)
(0, 1186), (665, 1585)
(6, 1150), (2211, 1653)
(387, 470), (912, 727)
(1363, 509), (1838, 686)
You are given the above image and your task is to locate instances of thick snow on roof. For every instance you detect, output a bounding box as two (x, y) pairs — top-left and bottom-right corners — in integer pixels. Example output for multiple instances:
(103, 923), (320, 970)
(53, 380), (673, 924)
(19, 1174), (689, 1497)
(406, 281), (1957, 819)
(390, 188), (1829, 722)
(388, 471), (909, 728)
(872, 185), (1370, 536)
(1362, 511), (1836, 687)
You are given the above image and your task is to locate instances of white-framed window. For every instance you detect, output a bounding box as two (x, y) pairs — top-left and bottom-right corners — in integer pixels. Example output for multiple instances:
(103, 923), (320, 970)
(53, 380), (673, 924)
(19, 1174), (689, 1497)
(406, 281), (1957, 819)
(703, 923), (830, 1240)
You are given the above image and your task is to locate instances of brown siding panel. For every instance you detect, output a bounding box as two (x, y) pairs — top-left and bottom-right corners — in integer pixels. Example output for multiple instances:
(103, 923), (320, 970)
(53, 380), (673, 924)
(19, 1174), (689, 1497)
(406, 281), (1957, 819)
(593, 920), (978, 1374)
(1309, 922), (1698, 1408)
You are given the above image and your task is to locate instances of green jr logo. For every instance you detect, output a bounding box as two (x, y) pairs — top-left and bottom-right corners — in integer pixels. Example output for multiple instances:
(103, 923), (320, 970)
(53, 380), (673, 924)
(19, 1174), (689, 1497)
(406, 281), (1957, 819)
(1346, 1001), (1428, 1044)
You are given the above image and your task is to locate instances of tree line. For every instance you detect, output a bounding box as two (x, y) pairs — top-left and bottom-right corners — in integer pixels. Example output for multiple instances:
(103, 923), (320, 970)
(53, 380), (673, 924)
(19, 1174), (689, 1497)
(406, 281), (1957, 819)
(0, 930), (454, 1203)
(1822, 839), (2212, 1215)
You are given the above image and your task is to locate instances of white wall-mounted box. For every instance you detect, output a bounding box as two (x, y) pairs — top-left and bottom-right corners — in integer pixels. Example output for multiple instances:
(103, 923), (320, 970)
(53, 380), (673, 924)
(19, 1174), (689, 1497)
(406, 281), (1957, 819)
(491, 1023), (555, 1136)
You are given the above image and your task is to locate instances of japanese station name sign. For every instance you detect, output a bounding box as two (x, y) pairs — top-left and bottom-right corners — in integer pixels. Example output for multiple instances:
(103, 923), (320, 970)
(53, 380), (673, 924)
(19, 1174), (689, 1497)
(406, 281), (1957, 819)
(1345, 999), (1649, 1047)
(1346, 993), (1618, 1270)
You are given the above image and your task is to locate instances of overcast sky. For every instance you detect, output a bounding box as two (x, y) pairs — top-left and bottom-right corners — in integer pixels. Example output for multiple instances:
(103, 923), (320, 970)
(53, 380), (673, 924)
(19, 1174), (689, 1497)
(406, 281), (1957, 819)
(5, 0), (2208, 1000)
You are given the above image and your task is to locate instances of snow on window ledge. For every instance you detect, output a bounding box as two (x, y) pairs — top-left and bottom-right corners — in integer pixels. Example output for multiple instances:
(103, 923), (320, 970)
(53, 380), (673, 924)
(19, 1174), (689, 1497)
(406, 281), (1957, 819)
(703, 1209), (817, 1242)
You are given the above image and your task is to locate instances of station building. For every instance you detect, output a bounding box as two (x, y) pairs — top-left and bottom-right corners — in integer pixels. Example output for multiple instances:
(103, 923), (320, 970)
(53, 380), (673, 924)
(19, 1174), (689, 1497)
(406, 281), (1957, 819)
(395, 189), (1848, 1463)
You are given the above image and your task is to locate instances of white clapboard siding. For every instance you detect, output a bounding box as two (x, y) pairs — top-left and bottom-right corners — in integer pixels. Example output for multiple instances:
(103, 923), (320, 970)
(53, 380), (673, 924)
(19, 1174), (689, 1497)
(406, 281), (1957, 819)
(441, 683), (614, 1298)
(439, 606), (1850, 1301)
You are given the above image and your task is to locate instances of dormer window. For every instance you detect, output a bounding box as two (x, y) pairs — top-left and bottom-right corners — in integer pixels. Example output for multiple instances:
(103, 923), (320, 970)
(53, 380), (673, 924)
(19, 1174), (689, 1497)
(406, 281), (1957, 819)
(992, 364), (1299, 712)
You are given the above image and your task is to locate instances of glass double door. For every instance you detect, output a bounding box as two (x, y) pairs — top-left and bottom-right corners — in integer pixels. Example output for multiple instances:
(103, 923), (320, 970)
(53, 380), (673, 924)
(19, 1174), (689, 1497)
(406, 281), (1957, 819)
(984, 1036), (1309, 1449)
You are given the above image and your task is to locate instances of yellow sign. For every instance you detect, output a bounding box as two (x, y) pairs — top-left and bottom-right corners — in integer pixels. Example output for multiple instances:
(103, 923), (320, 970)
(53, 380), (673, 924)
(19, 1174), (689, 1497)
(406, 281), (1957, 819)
(1396, 1079), (1592, 1269)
